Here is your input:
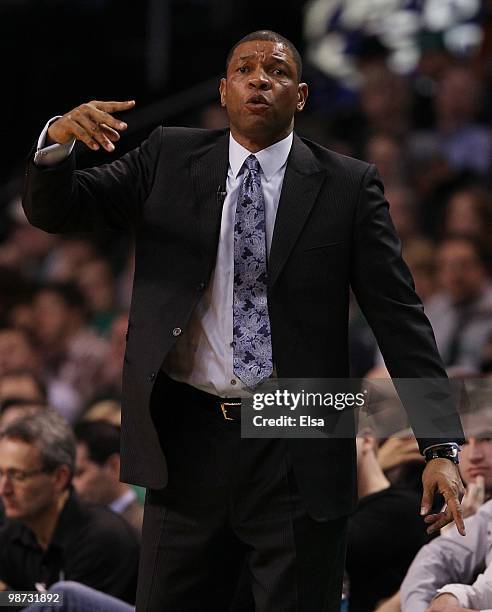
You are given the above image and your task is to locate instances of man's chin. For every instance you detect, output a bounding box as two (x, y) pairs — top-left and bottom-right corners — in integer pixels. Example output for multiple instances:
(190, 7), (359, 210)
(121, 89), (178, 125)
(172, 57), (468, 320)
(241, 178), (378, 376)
(3, 506), (24, 520)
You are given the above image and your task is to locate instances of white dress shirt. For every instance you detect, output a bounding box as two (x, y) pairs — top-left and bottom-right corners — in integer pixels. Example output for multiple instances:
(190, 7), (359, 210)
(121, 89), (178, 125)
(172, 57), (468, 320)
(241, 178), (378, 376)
(435, 560), (492, 611)
(35, 125), (293, 397)
(109, 488), (138, 515)
(163, 132), (292, 396)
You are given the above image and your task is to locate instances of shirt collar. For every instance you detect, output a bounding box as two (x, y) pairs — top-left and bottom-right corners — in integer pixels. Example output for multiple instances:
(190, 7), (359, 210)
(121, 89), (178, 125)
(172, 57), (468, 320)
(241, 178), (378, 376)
(229, 131), (293, 182)
(109, 489), (137, 514)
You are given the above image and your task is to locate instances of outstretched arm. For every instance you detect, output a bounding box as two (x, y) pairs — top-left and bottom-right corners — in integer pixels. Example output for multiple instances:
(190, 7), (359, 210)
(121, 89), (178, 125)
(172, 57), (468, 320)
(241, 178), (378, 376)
(23, 100), (162, 233)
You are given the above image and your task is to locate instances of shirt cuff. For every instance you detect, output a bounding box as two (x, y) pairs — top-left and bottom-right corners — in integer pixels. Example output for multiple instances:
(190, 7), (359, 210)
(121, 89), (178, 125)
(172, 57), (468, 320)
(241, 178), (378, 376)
(34, 116), (75, 167)
(422, 442), (461, 455)
(435, 583), (473, 607)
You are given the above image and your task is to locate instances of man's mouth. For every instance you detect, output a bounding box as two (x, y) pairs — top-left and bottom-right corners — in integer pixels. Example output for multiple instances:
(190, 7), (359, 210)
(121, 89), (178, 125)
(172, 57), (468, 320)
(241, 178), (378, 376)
(469, 468), (487, 476)
(245, 95), (270, 107)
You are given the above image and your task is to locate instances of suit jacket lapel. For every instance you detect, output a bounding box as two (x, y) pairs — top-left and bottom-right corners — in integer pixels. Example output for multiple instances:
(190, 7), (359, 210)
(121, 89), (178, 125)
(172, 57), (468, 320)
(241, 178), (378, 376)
(189, 130), (229, 267)
(268, 133), (326, 288)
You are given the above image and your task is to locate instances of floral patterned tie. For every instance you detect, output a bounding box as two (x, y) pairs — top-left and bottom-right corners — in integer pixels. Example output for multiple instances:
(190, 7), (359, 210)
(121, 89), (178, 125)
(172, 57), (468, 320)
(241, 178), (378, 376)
(233, 154), (273, 388)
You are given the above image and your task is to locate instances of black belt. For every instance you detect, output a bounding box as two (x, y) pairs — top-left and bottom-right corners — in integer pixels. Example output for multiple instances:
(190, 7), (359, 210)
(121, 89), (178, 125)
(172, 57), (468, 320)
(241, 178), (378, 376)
(165, 375), (242, 421)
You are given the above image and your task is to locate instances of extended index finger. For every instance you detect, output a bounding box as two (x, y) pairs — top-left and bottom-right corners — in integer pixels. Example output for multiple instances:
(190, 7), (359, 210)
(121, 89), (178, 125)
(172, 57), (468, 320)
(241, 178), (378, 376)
(444, 493), (466, 536)
(92, 100), (136, 113)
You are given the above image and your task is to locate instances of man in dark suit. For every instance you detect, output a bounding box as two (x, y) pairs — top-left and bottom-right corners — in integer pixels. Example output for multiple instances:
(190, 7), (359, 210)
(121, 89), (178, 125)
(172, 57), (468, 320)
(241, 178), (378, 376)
(23, 30), (465, 612)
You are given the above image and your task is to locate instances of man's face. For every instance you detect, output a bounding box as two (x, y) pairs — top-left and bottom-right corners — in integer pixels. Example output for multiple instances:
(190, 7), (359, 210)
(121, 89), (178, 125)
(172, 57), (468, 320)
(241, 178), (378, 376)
(33, 291), (75, 348)
(73, 442), (111, 505)
(436, 240), (485, 304)
(459, 437), (492, 495)
(0, 330), (38, 376)
(219, 40), (307, 144)
(0, 375), (43, 404)
(0, 438), (58, 521)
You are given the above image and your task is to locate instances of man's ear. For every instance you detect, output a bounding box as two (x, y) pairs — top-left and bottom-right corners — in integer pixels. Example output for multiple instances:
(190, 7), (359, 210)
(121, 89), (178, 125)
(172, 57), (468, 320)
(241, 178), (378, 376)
(105, 453), (121, 478)
(219, 78), (227, 108)
(53, 465), (71, 492)
(296, 82), (309, 112)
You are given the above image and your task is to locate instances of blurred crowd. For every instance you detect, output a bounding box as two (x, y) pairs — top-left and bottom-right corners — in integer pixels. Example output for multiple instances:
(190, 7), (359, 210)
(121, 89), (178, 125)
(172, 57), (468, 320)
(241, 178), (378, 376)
(1, 24), (492, 612)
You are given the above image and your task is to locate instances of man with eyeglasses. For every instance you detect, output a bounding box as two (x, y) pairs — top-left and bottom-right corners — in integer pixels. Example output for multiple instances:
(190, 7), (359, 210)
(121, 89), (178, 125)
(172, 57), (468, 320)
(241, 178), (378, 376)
(0, 410), (139, 604)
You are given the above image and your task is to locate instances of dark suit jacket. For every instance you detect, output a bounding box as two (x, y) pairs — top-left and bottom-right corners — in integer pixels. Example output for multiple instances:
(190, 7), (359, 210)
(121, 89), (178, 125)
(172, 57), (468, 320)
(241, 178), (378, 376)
(23, 127), (464, 520)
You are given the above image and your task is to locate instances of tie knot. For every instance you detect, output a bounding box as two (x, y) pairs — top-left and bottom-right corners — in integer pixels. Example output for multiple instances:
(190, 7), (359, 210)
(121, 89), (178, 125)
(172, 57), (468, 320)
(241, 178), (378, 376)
(245, 154), (260, 173)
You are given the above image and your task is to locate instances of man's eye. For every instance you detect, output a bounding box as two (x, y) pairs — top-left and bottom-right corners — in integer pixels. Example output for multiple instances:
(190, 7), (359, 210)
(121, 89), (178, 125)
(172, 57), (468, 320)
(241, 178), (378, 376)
(273, 68), (285, 75)
(238, 66), (248, 73)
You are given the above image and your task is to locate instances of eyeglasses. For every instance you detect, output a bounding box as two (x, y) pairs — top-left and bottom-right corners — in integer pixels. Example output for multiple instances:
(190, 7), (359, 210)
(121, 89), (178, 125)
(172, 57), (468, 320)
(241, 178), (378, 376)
(0, 468), (47, 483)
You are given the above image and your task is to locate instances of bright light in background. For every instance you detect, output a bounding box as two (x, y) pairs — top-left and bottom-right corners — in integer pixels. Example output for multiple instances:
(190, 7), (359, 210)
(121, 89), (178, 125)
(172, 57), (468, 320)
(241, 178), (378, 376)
(304, 0), (482, 82)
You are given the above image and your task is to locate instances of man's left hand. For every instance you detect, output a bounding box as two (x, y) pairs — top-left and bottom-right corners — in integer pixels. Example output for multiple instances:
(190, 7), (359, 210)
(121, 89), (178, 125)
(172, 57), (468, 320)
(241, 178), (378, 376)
(420, 458), (465, 535)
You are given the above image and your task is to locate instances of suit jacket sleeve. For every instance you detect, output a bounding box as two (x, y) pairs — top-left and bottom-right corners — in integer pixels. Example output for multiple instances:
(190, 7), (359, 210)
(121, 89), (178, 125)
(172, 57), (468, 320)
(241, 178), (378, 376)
(22, 126), (163, 233)
(350, 165), (465, 450)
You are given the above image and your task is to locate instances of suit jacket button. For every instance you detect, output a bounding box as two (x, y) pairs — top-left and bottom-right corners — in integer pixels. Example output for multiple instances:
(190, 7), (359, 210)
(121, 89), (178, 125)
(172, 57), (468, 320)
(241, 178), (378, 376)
(149, 372), (156, 382)
(197, 282), (206, 292)
(172, 327), (182, 337)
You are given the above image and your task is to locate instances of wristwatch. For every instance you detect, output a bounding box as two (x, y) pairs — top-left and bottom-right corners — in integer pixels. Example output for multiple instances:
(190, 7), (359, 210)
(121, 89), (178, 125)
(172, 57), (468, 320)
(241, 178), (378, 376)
(423, 443), (461, 465)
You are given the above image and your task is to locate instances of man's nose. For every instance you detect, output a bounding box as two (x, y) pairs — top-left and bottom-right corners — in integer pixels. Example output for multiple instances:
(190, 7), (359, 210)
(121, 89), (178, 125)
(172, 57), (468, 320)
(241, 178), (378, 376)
(248, 69), (271, 90)
(0, 475), (12, 496)
(469, 438), (484, 460)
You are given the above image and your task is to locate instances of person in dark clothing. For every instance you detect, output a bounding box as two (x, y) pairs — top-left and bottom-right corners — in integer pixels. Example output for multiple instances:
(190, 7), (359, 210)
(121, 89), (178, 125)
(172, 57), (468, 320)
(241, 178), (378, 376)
(346, 433), (429, 611)
(0, 410), (139, 603)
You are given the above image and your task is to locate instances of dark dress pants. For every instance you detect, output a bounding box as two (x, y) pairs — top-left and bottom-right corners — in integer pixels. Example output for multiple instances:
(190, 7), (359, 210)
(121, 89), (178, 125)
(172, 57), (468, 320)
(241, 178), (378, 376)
(136, 376), (348, 612)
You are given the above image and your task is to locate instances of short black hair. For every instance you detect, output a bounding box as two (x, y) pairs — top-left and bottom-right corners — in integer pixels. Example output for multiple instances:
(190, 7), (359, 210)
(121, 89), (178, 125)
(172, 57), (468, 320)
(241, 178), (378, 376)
(0, 369), (47, 403)
(74, 420), (121, 465)
(226, 30), (302, 82)
(439, 233), (487, 267)
(37, 282), (87, 315)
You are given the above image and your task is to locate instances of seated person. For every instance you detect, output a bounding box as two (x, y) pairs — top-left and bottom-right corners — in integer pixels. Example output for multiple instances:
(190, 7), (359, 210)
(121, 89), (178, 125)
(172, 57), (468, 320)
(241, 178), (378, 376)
(0, 410), (139, 603)
(401, 511), (492, 612)
(23, 581), (134, 612)
(386, 409), (492, 611)
(346, 432), (429, 612)
(428, 559), (492, 611)
(0, 369), (47, 406)
(73, 420), (143, 535)
(0, 400), (47, 429)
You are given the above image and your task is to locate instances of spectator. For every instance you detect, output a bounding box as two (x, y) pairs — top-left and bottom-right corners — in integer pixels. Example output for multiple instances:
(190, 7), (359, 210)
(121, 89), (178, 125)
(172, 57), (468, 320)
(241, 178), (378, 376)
(402, 238), (437, 305)
(0, 369), (46, 405)
(77, 258), (118, 337)
(0, 410), (138, 603)
(400, 497), (492, 611)
(429, 561), (492, 610)
(460, 436), (492, 504)
(365, 133), (408, 186)
(98, 312), (128, 397)
(359, 65), (411, 140)
(0, 328), (40, 377)
(383, 408), (492, 610)
(24, 581), (134, 612)
(346, 432), (428, 612)
(32, 283), (109, 422)
(73, 420), (143, 535)
(442, 185), (492, 264)
(0, 402), (47, 429)
(410, 65), (492, 175)
(83, 398), (122, 426)
(440, 408), (492, 529)
(0, 200), (58, 279)
(43, 238), (99, 283)
(385, 184), (419, 245)
(425, 236), (492, 369)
